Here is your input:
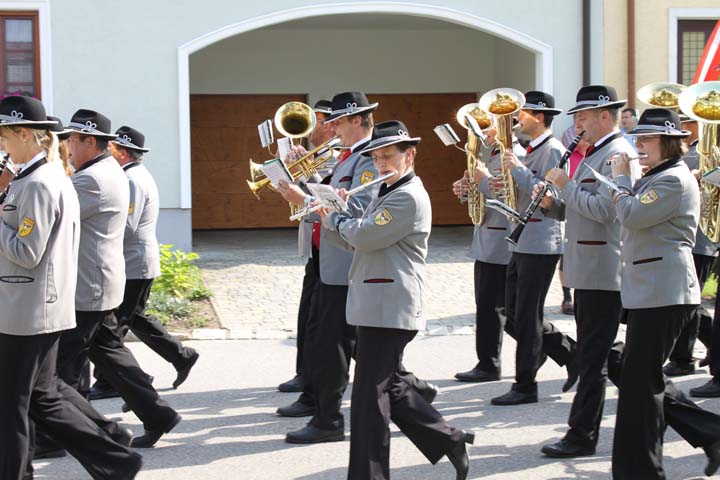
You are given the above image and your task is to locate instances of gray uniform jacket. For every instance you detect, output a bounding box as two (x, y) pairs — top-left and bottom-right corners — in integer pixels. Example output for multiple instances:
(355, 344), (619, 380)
(323, 174), (431, 331)
(546, 133), (636, 291)
(508, 135), (565, 255)
(0, 159), (80, 336)
(682, 142), (718, 257)
(316, 147), (380, 286)
(124, 162), (161, 280)
(615, 158), (701, 309)
(72, 153), (130, 311)
(472, 142), (526, 264)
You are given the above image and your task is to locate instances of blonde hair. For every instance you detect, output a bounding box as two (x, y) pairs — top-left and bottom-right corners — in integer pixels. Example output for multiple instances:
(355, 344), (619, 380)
(0, 126), (57, 164)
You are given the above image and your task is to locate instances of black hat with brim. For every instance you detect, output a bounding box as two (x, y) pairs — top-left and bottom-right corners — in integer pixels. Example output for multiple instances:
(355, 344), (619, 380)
(359, 120), (421, 154)
(313, 99), (333, 115)
(0, 96), (57, 129)
(627, 108), (690, 138)
(111, 125), (150, 153)
(47, 115), (72, 140)
(323, 91), (379, 123)
(567, 85), (627, 114)
(522, 91), (563, 115)
(67, 109), (118, 140)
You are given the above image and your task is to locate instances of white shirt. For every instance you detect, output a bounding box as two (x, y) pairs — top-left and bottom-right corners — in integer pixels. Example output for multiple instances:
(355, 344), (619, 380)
(530, 130), (553, 149)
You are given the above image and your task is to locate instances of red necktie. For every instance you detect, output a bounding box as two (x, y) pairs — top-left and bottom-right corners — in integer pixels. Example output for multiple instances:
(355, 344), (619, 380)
(312, 149), (352, 249)
(525, 145), (533, 155)
(585, 145), (595, 157)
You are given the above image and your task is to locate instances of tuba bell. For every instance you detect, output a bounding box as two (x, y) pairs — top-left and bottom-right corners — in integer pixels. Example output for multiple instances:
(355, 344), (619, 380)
(455, 103), (494, 225)
(274, 101), (316, 139)
(479, 88), (525, 219)
(679, 81), (720, 242)
(637, 82), (687, 111)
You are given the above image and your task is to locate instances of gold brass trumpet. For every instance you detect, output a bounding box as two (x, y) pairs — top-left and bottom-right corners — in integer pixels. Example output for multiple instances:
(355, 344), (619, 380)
(680, 82), (720, 242)
(479, 88), (525, 219)
(637, 82), (687, 111)
(455, 103), (494, 225)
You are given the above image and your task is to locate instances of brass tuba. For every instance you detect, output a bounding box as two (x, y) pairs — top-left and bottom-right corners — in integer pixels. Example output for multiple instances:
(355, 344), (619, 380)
(679, 81), (720, 242)
(479, 88), (525, 218)
(637, 82), (687, 111)
(455, 103), (493, 225)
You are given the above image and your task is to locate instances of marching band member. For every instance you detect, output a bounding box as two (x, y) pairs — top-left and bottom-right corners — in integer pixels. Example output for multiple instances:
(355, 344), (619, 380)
(277, 99), (336, 399)
(453, 128), (526, 383)
(666, 114), (718, 381)
(277, 91), (382, 443)
(55, 109), (181, 449)
(490, 91), (576, 406)
(320, 120), (474, 480)
(609, 107), (720, 479)
(102, 126), (199, 393)
(0, 96), (142, 480)
(539, 85), (636, 458)
(47, 116), (72, 175)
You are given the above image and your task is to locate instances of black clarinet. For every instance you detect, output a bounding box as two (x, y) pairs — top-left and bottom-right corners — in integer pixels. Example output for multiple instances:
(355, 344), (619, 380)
(505, 131), (585, 246)
(0, 153), (14, 204)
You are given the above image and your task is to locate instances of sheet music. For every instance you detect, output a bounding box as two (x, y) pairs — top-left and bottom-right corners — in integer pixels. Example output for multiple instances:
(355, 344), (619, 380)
(260, 159), (293, 188)
(277, 137), (292, 161)
(586, 166), (622, 194)
(306, 183), (349, 212)
(702, 167), (720, 187)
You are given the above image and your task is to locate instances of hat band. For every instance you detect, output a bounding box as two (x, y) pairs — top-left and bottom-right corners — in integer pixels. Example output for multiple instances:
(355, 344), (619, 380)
(314, 108), (332, 114)
(574, 98), (615, 107)
(631, 124), (683, 135)
(0, 110), (26, 123)
(524, 102), (557, 110)
(331, 102), (368, 116)
(69, 121), (108, 135)
(114, 134), (141, 149)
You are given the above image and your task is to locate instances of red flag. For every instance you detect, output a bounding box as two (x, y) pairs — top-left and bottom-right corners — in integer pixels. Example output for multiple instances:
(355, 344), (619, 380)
(694, 20), (720, 83)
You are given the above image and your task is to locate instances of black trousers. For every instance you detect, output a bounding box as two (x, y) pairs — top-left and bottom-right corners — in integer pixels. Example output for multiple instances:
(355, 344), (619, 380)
(348, 327), (465, 480)
(0, 332), (139, 480)
(564, 289), (621, 447)
(669, 254), (715, 366)
(506, 252), (572, 392)
(612, 305), (720, 479)
(296, 249), (320, 376)
(608, 341), (720, 448)
(711, 283), (720, 378)
(306, 283), (356, 430)
(94, 278), (195, 389)
(475, 260), (576, 375)
(56, 310), (177, 431)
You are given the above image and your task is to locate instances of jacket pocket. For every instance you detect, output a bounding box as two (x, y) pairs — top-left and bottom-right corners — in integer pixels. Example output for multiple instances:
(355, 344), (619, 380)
(46, 262), (57, 303)
(364, 278), (395, 283)
(93, 266), (104, 299)
(632, 257), (663, 265)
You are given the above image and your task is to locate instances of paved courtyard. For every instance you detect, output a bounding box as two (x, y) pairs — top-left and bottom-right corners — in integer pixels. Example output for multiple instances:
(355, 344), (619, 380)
(194, 226), (579, 339)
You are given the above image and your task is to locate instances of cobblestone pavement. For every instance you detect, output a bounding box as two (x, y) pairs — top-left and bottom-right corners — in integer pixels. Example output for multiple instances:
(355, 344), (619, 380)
(194, 227), (580, 339)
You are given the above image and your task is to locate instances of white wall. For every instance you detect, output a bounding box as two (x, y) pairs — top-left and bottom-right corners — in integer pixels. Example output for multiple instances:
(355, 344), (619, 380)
(189, 25), (535, 99)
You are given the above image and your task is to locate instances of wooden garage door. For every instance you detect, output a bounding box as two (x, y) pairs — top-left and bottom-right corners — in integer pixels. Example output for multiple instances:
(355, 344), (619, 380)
(370, 93), (476, 225)
(191, 94), (306, 229)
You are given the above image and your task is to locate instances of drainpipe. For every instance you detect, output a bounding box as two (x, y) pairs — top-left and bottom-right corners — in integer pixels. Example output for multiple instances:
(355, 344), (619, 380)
(627, 0), (636, 107)
(583, 0), (590, 85)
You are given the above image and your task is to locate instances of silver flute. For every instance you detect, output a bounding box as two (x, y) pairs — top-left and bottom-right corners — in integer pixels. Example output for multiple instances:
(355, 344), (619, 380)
(606, 153), (647, 165)
(289, 171), (397, 221)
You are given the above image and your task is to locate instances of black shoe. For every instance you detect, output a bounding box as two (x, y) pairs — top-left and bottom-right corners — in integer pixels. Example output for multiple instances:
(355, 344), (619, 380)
(89, 384), (121, 400)
(561, 300), (574, 316)
(541, 439), (596, 458)
(446, 431), (474, 480)
(705, 439), (720, 476)
(285, 424), (344, 444)
(663, 361), (695, 377)
(700, 356), (710, 368)
(122, 402), (131, 413)
(278, 374), (304, 393)
(562, 360), (579, 393)
(491, 389), (538, 406)
(419, 383), (439, 404)
(33, 446), (67, 460)
(173, 350), (199, 389)
(455, 368), (500, 383)
(690, 378), (720, 398)
(130, 414), (182, 448)
(112, 427), (134, 447)
(119, 453), (143, 480)
(277, 401), (315, 417)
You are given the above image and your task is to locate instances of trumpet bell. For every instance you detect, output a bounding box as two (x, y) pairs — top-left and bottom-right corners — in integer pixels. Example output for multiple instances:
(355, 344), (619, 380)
(274, 102), (317, 138)
(478, 88), (526, 117)
(637, 82), (687, 110)
(680, 82), (720, 123)
(248, 159), (267, 183)
(456, 103), (493, 131)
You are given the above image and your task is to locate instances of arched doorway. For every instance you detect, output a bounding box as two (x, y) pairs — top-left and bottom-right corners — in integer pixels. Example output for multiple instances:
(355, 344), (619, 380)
(178, 4), (552, 230)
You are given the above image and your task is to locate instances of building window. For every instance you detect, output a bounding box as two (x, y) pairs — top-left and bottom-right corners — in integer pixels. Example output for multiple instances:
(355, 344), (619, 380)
(0, 11), (40, 99)
(678, 19), (718, 85)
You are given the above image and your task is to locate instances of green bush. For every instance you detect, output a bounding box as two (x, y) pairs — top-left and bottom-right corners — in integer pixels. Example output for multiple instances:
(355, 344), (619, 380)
(704, 272), (718, 299)
(147, 245), (213, 326)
